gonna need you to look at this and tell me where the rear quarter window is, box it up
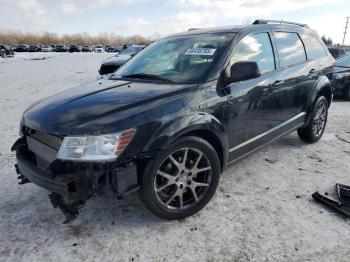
[274,32,306,67]
[301,34,328,60]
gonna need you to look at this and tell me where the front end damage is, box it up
[12,133,139,223]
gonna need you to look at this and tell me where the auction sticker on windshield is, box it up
[185,48,216,56]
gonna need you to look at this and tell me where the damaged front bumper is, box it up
[12,136,139,222]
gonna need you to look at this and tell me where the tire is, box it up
[139,136,221,220]
[343,86,350,101]
[297,96,328,143]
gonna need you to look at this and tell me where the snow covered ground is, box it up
[0,53,350,262]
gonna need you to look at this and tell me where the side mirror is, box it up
[230,61,261,83]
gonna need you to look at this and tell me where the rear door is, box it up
[272,31,310,118]
[300,33,333,82]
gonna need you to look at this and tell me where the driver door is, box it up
[225,32,286,161]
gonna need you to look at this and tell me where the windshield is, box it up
[336,54,350,67]
[113,33,235,83]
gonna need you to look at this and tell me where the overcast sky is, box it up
[0,0,349,44]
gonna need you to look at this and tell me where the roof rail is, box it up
[253,19,309,28]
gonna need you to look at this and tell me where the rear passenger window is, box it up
[274,32,306,67]
[230,33,275,74]
[301,34,327,60]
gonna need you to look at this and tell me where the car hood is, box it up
[23,79,195,135]
[102,54,131,66]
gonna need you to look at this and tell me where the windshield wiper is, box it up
[121,73,173,83]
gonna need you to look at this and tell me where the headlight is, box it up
[57,129,136,161]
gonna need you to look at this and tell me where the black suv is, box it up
[12,20,333,220]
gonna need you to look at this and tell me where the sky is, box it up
[0,0,349,44]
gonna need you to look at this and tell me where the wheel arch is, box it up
[305,76,332,124]
[143,112,228,171]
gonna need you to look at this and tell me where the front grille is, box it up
[27,136,57,164]
[23,128,61,169]
[99,65,120,75]
[26,129,61,150]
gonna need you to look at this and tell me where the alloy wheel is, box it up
[313,101,327,137]
[153,148,212,210]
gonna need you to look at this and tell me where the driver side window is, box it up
[230,33,275,75]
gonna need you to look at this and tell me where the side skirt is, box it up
[227,112,306,165]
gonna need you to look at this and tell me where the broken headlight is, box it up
[57,129,136,161]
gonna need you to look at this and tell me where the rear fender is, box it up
[305,76,332,124]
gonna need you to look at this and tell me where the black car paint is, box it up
[13,23,334,213]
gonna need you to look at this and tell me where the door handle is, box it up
[309,68,317,74]
[273,80,284,86]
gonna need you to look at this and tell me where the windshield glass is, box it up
[336,54,350,67]
[113,33,235,83]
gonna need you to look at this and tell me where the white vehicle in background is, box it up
[41,45,53,52]
[94,45,104,53]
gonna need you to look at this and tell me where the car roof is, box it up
[166,22,317,38]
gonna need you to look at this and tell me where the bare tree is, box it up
[0,30,151,46]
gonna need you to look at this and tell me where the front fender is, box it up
[143,112,227,161]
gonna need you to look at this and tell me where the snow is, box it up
[0,53,350,261]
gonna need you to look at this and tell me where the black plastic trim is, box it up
[16,150,68,195]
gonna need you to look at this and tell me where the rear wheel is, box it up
[297,96,328,143]
[139,136,220,219]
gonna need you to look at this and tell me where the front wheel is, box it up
[139,136,220,220]
[297,96,328,143]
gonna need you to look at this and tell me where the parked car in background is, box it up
[55,45,68,52]
[28,45,41,52]
[81,45,92,52]
[68,45,81,53]
[94,45,104,53]
[0,45,14,58]
[9,45,17,51]
[13,20,334,220]
[330,53,350,100]
[328,46,346,59]
[14,44,28,52]
[99,45,145,75]
[41,45,53,52]
[105,46,116,52]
